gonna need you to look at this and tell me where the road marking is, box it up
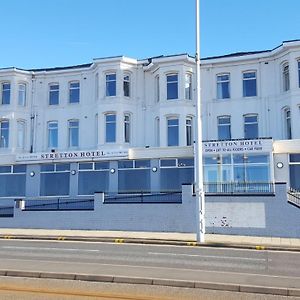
[147,252,268,262]
[1,246,99,253]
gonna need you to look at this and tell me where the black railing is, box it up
[203,182,275,194]
[0,206,14,217]
[24,198,94,211]
[104,192,182,204]
[287,188,300,208]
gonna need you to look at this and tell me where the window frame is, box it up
[282,63,290,92]
[166,73,179,100]
[216,73,230,99]
[18,83,26,106]
[47,121,58,149]
[49,83,59,106]
[68,119,79,148]
[242,71,257,97]
[105,72,117,97]
[244,114,259,139]
[0,119,9,148]
[1,82,11,105]
[124,113,131,143]
[105,113,117,143]
[185,73,192,100]
[69,81,80,104]
[217,115,231,140]
[283,107,292,140]
[186,117,193,146]
[167,116,179,146]
[123,73,130,97]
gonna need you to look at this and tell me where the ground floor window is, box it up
[290,154,300,190]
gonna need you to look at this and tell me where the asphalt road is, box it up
[0,239,299,291]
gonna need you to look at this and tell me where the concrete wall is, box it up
[0,183,299,237]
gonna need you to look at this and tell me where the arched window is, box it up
[283,107,292,139]
[123,73,130,97]
[282,63,290,92]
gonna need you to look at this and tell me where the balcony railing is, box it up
[287,188,300,208]
[204,182,275,194]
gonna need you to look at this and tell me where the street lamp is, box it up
[195,0,205,243]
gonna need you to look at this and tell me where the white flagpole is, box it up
[195,0,205,243]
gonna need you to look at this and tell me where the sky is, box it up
[1,0,300,69]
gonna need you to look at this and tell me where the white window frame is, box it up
[123,73,130,97]
[105,73,117,97]
[49,83,59,105]
[283,107,292,139]
[167,116,179,146]
[68,119,79,148]
[47,121,58,149]
[185,73,192,100]
[242,71,257,97]
[18,83,26,106]
[282,63,290,92]
[166,73,179,100]
[69,81,80,103]
[0,119,9,148]
[1,82,11,105]
[186,117,193,146]
[124,113,131,143]
[216,73,230,99]
[217,115,231,140]
[105,113,116,143]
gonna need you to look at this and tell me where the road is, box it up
[0,239,299,298]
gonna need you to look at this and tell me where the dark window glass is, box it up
[95,162,110,170]
[0,120,9,148]
[290,154,300,162]
[160,159,176,167]
[118,160,134,169]
[78,171,109,194]
[290,165,300,190]
[135,160,150,168]
[123,75,130,97]
[217,74,230,99]
[40,173,70,196]
[178,158,194,167]
[105,114,116,143]
[41,164,55,172]
[69,82,80,103]
[0,174,25,196]
[49,84,59,105]
[167,74,178,100]
[160,168,194,192]
[118,169,150,193]
[244,115,258,139]
[167,118,179,146]
[2,83,10,104]
[0,166,11,173]
[106,74,116,97]
[13,165,26,173]
[243,72,257,97]
[56,164,70,171]
[79,163,93,170]
[218,116,231,140]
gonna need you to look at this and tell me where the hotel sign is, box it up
[203,139,273,154]
[16,149,129,162]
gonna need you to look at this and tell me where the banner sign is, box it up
[203,139,273,154]
[16,149,128,162]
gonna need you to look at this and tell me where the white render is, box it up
[0,40,300,160]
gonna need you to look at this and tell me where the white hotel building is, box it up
[0,40,300,202]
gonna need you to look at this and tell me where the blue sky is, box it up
[1,0,300,69]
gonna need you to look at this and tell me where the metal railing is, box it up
[203,182,275,194]
[287,188,300,208]
[104,192,182,204]
[0,206,14,217]
[24,198,94,211]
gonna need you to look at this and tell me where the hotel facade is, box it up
[0,40,299,218]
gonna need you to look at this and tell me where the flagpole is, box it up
[195,0,205,243]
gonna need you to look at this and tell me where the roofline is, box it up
[1,39,300,73]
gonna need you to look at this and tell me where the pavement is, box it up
[0,228,300,251]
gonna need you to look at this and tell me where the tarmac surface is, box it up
[0,228,299,298]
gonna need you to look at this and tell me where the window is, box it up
[167,118,179,146]
[298,61,300,88]
[217,74,230,99]
[243,71,257,97]
[283,63,290,92]
[284,107,292,139]
[185,73,192,100]
[186,117,193,146]
[48,121,58,148]
[49,84,59,105]
[0,120,9,148]
[106,73,116,97]
[68,120,79,147]
[244,114,258,139]
[1,82,10,105]
[218,116,231,140]
[17,120,26,149]
[40,164,70,196]
[155,75,160,102]
[123,74,130,97]
[167,74,178,100]
[155,117,160,146]
[105,114,116,143]
[69,82,80,103]
[18,83,26,106]
[95,73,99,101]
[124,114,130,143]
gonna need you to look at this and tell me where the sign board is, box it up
[16,149,128,163]
[203,139,273,155]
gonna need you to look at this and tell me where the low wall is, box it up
[0,183,299,237]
